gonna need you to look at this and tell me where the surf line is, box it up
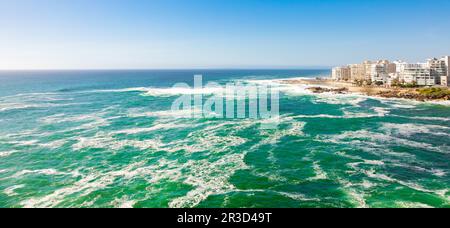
[170,75,280,129]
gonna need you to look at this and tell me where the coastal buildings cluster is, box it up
[332,56,450,87]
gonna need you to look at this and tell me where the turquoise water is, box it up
[0,70,449,208]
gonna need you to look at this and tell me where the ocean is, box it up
[0,70,449,208]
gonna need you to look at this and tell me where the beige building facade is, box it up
[349,64,365,81]
[332,66,351,81]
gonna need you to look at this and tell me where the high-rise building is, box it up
[399,63,434,86]
[363,61,373,81]
[370,63,388,83]
[386,62,397,74]
[370,60,395,84]
[439,56,450,86]
[342,66,351,81]
[349,64,365,81]
[331,68,339,80]
[427,57,447,85]
[332,66,351,81]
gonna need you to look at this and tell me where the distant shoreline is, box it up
[280,77,450,102]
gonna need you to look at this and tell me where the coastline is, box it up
[280,77,450,103]
[1,70,449,208]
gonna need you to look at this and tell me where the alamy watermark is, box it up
[171,75,280,129]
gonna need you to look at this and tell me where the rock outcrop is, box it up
[307,87,349,94]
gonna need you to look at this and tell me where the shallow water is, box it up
[0,70,449,208]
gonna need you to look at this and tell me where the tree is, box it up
[391,78,401,87]
[375,81,384,86]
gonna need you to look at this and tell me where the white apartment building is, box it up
[369,60,396,84]
[332,56,449,87]
[394,56,449,86]
[331,67,340,80]
[399,63,434,86]
[370,64,388,83]
[428,57,447,85]
[436,56,450,86]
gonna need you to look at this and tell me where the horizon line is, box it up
[0,67,333,71]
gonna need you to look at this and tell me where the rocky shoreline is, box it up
[283,78,450,102]
[376,88,450,101]
[307,87,349,94]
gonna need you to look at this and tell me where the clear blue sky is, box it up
[1,0,450,69]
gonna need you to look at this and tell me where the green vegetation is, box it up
[353,79,364,86]
[374,81,384,86]
[353,79,372,86]
[399,81,418,88]
[389,80,420,88]
[390,79,401,87]
[417,87,450,99]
